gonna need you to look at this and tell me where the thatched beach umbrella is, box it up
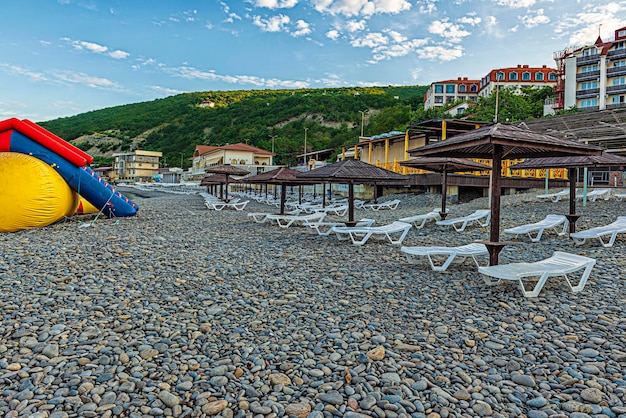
[243,167,314,214]
[408,123,603,265]
[296,159,409,225]
[510,153,626,233]
[400,157,491,220]
[204,164,250,202]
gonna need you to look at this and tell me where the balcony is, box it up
[606,102,626,110]
[607,66,626,77]
[576,88,599,99]
[576,54,600,66]
[606,85,626,95]
[576,70,600,82]
[607,48,626,60]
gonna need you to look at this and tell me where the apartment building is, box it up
[112,150,162,182]
[556,26,626,111]
[424,65,557,110]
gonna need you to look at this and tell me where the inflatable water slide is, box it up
[0,118,138,232]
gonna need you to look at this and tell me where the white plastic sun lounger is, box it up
[362,199,401,211]
[615,193,626,201]
[331,221,412,246]
[569,216,626,247]
[399,208,446,229]
[312,204,349,217]
[205,200,249,211]
[576,188,611,202]
[436,209,491,232]
[401,243,489,272]
[503,214,568,242]
[248,209,301,224]
[305,218,375,236]
[478,251,596,297]
[536,189,569,202]
[266,212,327,228]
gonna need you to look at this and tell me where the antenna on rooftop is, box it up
[599,23,602,37]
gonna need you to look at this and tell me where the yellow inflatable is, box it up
[76,196,100,214]
[0,152,79,232]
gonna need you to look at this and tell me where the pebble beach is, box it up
[1,188,625,418]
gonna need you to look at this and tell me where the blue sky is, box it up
[1,0,625,122]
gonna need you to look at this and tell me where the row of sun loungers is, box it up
[215,193,612,298]
[537,188,618,202]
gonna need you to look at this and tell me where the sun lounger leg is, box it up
[563,262,594,293]
[518,273,550,298]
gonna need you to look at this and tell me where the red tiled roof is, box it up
[195,142,274,156]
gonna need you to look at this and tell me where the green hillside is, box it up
[40,86,428,167]
[39,84,554,168]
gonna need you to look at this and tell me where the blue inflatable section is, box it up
[8,130,138,217]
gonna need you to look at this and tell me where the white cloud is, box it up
[346,20,367,32]
[63,38,129,59]
[494,0,536,7]
[326,29,340,40]
[428,19,471,43]
[0,64,48,82]
[417,45,464,61]
[520,8,549,29]
[351,32,389,48]
[252,14,291,32]
[292,20,312,37]
[385,30,407,43]
[54,71,120,89]
[554,2,626,45]
[149,86,186,96]
[166,65,309,88]
[417,0,438,14]
[311,0,410,17]
[248,0,299,8]
[457,15,481,26]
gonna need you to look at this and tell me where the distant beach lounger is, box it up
[248,209,301,224]
[536,189,570,202]
[401,242,489,272]
[569,216,626,247]
[362,199,401,211]
[503,214,568,242]
[331,221,412,246]
[399,208,446,229]
[305,218,375,236]
[478,251,596,298]
[615,192,626,201]
[266,212,327,228]
[576,188,611,202]
[205,200,249,211]
[436,209,491,232]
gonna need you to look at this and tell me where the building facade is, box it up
[188,143,278,179]
[424,65,557,110]
[557,26,626,111]
[112,150,162,182]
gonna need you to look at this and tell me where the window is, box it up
[459,85,466,92]
[231,159,237,164]
[457,108,466,114]
[582,47,598,56]
[434,96,443,103]
[615,60,626,68]
[470,84,478,92]
[581,65,599,73]
[535,72,544,80]
[446,96,455,103]
[522,72,531,80]
[510,72,518,80]
[548,72,557,80]
[580,98,598,108]
[580,81,598,90]
[615,41,625,50]
[239,159,246,164]
[457,96,465,101]
[613,77,626,86]
[612,95,625,104]
[434,85,443,93]
[446,84,455,93]
[495,71,505,81]
[619,30,626,37]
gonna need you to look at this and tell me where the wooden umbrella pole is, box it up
[440,168,448,220]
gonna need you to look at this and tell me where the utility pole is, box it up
[359,110,367,137]
[304,128,308,169]
[268,135,278,154]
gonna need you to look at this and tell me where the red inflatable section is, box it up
[0,118,93,166]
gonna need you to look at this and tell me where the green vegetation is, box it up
[39,85,553,167]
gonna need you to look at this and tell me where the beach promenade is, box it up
[0,189,625,418]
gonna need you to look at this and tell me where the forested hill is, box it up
[39,86,429,167]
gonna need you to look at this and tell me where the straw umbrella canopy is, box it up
[408,123,603,265]
[296,159,409,225]
[509,153,626,233]
[204,164,250,202]
[400,157,492,220]
[243,167,315,214]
